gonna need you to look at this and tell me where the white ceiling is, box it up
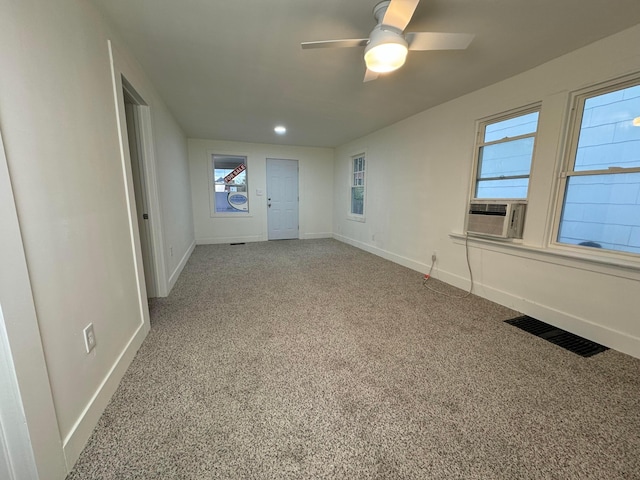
[91,0,640,148]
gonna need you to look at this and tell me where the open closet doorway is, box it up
[122,83,157,298]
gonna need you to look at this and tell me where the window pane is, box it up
[575,84,640,171]
[484,112,539,143]
[557,172,640,254]
[228,171,246,186]
[476,178,529,199]
[351,186,364,215]
[212,155,248,214]
[215,192,248,213]
[351,154,365,215]
[478,137,534,179]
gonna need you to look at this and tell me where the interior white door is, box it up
[0,427,13,480]
[267,159,299,240]
[124,97,156,298]
[0,309,38,480]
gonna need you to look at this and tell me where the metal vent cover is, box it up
[505,316,609,357]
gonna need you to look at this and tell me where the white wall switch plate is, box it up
[83,323,96,353]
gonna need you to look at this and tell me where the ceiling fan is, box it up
[301,0,474,82]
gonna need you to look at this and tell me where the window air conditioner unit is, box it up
[465,201,527,239]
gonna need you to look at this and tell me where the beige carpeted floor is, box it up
[67,239,640,479]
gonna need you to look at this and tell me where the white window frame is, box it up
[348,152,366,221]
[551,74,640,259]
[208,153,250,217]
[471,104,541,202]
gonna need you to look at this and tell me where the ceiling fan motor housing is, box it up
[373,0,392,23]
[366,25,408,50]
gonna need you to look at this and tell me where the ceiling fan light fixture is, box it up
[364,26,408,73]
[365,43,408,72]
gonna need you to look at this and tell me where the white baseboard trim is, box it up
[332,233,430,275]
[301,232,333,240]
[196,235,264,245]
[334,233,640,360]
[197,234,333,244]
[167,239,195,293]
[62,321,149,468]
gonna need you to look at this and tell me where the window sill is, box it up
[347,214,366,223]
[209,213,253,219]
[449,232,640,280]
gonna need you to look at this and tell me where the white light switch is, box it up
[83,323,96,353]
[256,189,264,196]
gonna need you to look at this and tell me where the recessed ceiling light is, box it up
[274,125,287,135]
[633,116,640,127]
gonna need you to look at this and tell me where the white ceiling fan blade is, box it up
[363,69,379,83]
[382,0,420,32]
[406,32,474,51]
[301,39,369,49]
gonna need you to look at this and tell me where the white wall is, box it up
[334,24,640,359]
[152,102,195,290]
[0,0,193,475]
[189,139,333,244]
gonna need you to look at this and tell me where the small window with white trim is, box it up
[556,78,640,255]
[473,107,540,199]
[350,153,365,216]
[211,154,248,214]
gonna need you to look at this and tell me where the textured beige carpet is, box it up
[67,239,640,479]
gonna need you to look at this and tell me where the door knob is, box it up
[268,203,271,208]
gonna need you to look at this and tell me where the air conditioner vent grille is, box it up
[469,203,507,215]
[465,201,526,238]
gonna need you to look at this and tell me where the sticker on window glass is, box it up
[228,192,248,211]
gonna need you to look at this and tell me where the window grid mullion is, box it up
[563,167,640,177]
[479,131,537,148]
[477,174,531,181]
[561,104,586,175]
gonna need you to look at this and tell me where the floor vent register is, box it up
[505,316,609,357]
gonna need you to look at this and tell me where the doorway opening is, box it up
[122,81,157,298]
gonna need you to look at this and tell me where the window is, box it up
[556,79,640,254]
[473,108,540,199]
[212,154,248,214]
[351,154,365,216]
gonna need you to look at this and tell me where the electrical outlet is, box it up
[431,251,437,263]
[83,323,96,353]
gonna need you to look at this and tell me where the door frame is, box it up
[123,85,157,298]
[110,42,169,298]
[0,307,39,480]
[0,120,66,479]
